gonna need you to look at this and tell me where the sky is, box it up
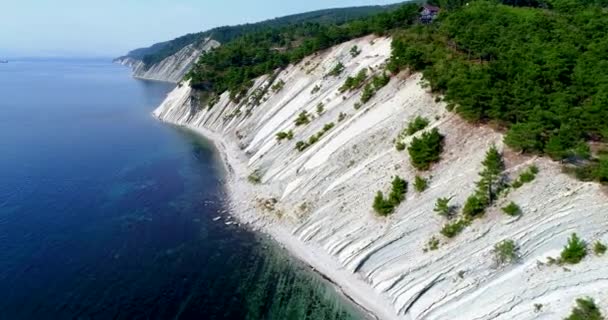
[1,0,400,58]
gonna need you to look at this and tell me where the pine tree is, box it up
[477,145,505,204]
[561,233,587,264]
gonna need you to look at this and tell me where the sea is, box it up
[0,58,365,320]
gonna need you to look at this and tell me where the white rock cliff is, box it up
[115,38,219,83]
[153,35,608,319]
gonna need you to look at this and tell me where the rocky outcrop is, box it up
[115,38,219,83]
[153,35,608,319]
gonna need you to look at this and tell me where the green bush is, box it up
[494,239,519,265]
[350,45,361,58]
[311,84,321,94]
[388,176,408,206]
[414,176,428,192]
[462,195,486,218]
[565,298,603,320]
[327,62,345,77]
[440,219,468,238]
[295,141,309,152]
[339,68,367,92]
[593,241,607,256]
[512,165,539,188]
[406,116,430,136]
[434,196,454,218]
[372,73,390,90]
[561,233,587,264]
[407,128,444,171]
[248,170,262,184]
[276,130,294,141]
[271,79,285,93]
[360,83,375,103]
[426,236,440,251]
[294,111,311,126]
[316,102,325,115]
[338,112,347,122]
[373,176,408,216]
[502,202,521,216]
[373,191,394,216]
[395,141,406,151]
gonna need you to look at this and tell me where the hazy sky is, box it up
[1,0,399,57]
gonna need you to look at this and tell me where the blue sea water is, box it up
[0,59,364,320]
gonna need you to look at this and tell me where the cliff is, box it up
[153,35,608,319]
[114,38,219,83]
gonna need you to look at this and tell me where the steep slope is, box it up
[154,35,608,319]
[114,38,219,83]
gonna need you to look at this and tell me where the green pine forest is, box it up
[173,0,607,184]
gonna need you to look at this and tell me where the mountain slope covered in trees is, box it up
[117,2,409,69]
[389,0,608,183]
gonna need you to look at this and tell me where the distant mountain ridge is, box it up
[115,2,406,69]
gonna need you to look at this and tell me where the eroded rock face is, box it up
[115,38,219,83]
[153,35,608,319]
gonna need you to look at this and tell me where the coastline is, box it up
[176,122,398,320]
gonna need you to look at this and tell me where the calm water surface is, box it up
[0,59,364,320]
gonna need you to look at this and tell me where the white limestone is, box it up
[153,35,608,319]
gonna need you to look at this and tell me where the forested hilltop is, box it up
[184,0,608,185]
[117,3,408,68]
[389,0,608,183]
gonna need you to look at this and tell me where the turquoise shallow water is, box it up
[0,59,364,320]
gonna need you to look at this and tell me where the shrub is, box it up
[311,84,321,94]
[593,241,607,256]
[360,83,375,103]
[338,112,347,122]
[372,73,390,90]
[296,122,335,152]
[561,233,587,264]
[426,236,440,251]
[565,298,603,320]
[295,141,309,152]
[388,176,408,206]
[248,170,262,184]
[339,68,367,92]
[395,141,406,151]
[407,128,444,171]
[406,116,430,135]
[350,45,361,57]
[316,102,325,115]
[373,176,408,216]
[502,202,521,216]
[434,197,454,218]
[327,62,345,77]
[294,111,310,126]
[323,122,335,132]
[512,165,539,189]
[462,195,486,218]
[440,219,468,238]
[276,131,294,141]
[354,102,362,110]
[373,191,394,216]
[271,79,285,93]
[413,176,428,192]
[494,240,519,265]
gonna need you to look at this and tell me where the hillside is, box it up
[115,2,408,72]
[148,0,608,319]
[153,35,608,319]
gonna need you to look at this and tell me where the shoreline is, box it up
[170,122,399,320]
